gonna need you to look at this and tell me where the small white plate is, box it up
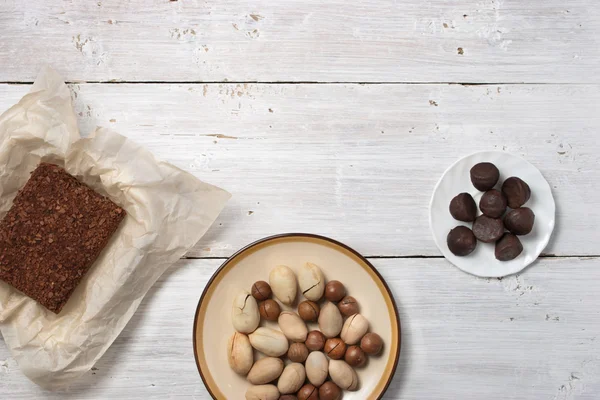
[430,151,555,278]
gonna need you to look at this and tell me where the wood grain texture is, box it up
[1,257,598,399]
[1,2,598,396]
[2,82,598,257]
[0,0,598,83]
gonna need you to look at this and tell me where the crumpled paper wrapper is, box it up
[0,67,230,390]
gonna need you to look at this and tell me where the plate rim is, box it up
[192,232,402,399]
[429,150,556,277]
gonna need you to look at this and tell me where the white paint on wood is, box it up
[1,258,598,399]
[1,83,598,257]
[0,0,598,83]
[1,3,598,396]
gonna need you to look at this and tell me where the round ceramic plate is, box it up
[193,233,401,399]
[430,151,555,278]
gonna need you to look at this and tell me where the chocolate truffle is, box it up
[470,162,500,191]
[449,193,477,222]
[472,215,504,243]
[495,233,523,261]
[447,226,477,256]
[504,207,535,235]
[502,177,531,208]
[479,189,507,218]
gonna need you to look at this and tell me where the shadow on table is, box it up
[382,285,411,399]
[53,261,185,398]
[539,190,560,257]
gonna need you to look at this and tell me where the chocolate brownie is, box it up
[0,163,125,313]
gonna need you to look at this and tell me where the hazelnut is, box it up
[251,280,272,301]
[324,280,346,302]
[344,345,367,367]
[319,381,342,400]
[324,338,346,360]
[360,333,383,355]
[279,396,299,400]
[297,384,318,400]
[305,330,326,351]
[298,300,320,322]
[259,299,281,321]
[337,296,359,316]
[288,342,309,363]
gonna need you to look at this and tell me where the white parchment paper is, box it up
[0,67,230,389]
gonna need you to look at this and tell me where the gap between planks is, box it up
[181,254,600,260]
[2,81,600,86]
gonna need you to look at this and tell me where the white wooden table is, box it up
[1,1,600,399]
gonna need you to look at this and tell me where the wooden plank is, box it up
[1,82,598,257]
[0,0,598,83]
[1,257,598,398]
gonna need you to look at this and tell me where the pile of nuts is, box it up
[227,262,384,400]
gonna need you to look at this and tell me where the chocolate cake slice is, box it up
[0,163,125,313]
